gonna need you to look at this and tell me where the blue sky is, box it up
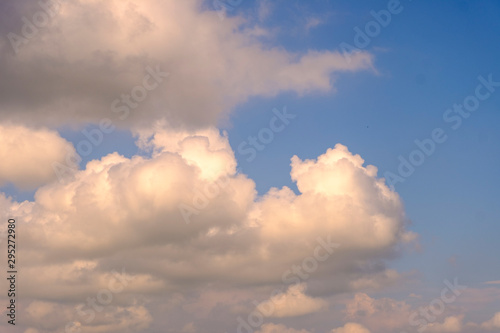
[1,1,500,332]
[219,0,500,292]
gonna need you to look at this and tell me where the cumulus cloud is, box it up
[256,323,310,333]
[344,293,412,332]
[0,123,76,189]
[259,143,411,254]
[0,125,412,332]
[338,290,500,333]
[0,0,373,129]
[331,322,371,333]
[257,283,327,318]
[23,300,152,333]
[425,315,463,333]
[481,312,500,330]
[348,269,402,291]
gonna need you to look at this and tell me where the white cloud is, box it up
[0,126,413,332]
[257,283,327,318]
[181,322,196,333]
[256,323,310,333]
[339,290,500,333]
[481,312,500,330]
[23,300,152,333]
[0,0,374,129]
[425,315,463,333]
[0,123,76,189]
[259,143,409,252]
[344,293,412,332]
[348,269,402,291]
[331,322,371,333]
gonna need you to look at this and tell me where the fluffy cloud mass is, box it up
[481,312,500,330]
[344,293,412,331]
[256,323,311,333]
[425,316,463,333]
[257,283,327,318]
[0,0,373,129]
[331,323,371,333]
[0,123,75,189]
[0,1,428,332]
[0,124,413,332]
[334,291,500,333]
